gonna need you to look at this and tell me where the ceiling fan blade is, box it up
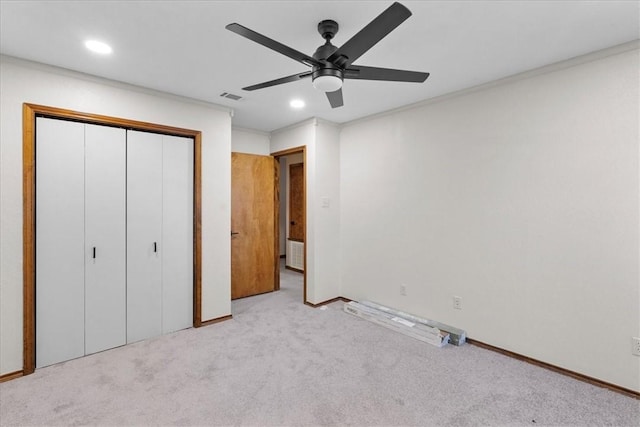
[327,2,411,68]
[326,88,344,108]
[243,71,312,91]
[344,66,429,82]
[226,23,322,67]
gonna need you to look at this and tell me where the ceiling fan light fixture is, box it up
[312,75,343,92]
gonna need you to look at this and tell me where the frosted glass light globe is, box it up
[312,75,342,92]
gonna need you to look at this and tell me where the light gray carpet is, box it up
[1,263,638,426]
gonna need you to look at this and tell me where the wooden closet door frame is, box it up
[22,103,203,375]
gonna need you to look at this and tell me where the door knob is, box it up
[231,231,240,236]
[290,221,295,225]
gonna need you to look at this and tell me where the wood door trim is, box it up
[271,146,307,303]
[22,103,203,375]
[193,132,203,327]
[271,146,306,157]
[22,104,36,375]
[304,297,352,307]
[273,158,280,291]
[0,370,24,383]
[466,339,640,399]
[200,314,233,327]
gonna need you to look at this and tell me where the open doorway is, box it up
[272,146,307,302]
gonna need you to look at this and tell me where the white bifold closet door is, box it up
[161,135,194,334]
[84,125,127,355]
[126,131,193,344]
[126,131,163,343]
[36,118,126,368]
[36,118,85,368]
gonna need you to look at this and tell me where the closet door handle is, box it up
[153,242,157,253]
[92,247,96,259]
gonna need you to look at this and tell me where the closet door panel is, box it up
[162,135,194,333]
[35,117,85,368]
[127,130,163,343]
[84,124,127,355]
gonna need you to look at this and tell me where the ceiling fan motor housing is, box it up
[312,28,344,89]
[311,66,343,84]
[312,43,343,77]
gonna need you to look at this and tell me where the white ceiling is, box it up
[1,1,638,132]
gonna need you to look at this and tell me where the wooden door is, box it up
[289,163,304,241]
[231,152,278,299]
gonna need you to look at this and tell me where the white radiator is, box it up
[286,240,304,271]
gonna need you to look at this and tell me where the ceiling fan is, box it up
[226,2,429,108]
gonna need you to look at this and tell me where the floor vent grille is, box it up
[287,240,304,271]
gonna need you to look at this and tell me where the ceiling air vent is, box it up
[220,92,243,101]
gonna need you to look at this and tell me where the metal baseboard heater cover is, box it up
[360,300,467,346]
[343,301,450,348]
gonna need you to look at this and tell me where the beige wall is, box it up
[270,119,341,304]
[231,127,270,155]
[339,48,639,391]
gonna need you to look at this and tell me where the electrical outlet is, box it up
[400,284,407,296]
[632,337,640,356]
[453,296,462,310]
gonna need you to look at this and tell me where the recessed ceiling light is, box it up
[84,40,112,55]
[290,99,305,109]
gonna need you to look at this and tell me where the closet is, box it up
[35,117,193,369]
